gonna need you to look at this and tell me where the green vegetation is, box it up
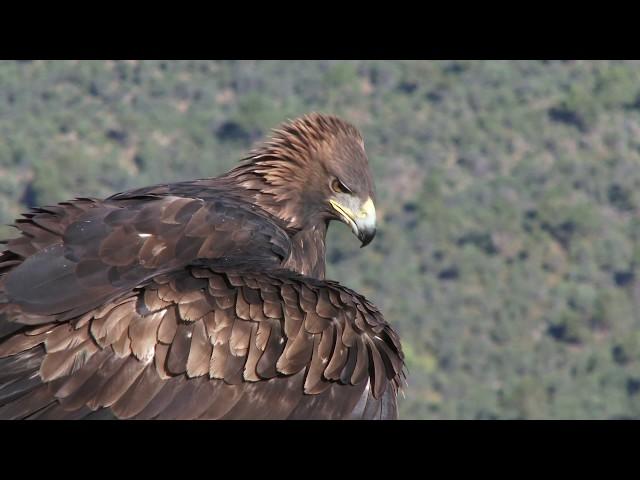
[2,60,640,419]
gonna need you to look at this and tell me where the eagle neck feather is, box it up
[282,221,328,279]
[220,164,329,279]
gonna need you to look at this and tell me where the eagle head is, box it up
[234,113,377,247]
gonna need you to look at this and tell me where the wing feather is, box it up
[1,263,403,419]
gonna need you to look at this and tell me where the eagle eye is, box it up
[331,178,351,194]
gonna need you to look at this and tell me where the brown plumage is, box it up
[0,113,405,420]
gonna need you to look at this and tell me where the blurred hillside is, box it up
[3,60,640,419]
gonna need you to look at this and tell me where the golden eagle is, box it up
[0,113,405,420]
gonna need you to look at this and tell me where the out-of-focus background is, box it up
[2,60,640,419]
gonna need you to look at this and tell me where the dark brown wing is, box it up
[0,192,291,323]
[0,265,405,420]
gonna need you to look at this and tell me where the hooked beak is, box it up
[329,196,377,247]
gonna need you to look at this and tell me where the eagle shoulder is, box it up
[1,191,292,322]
